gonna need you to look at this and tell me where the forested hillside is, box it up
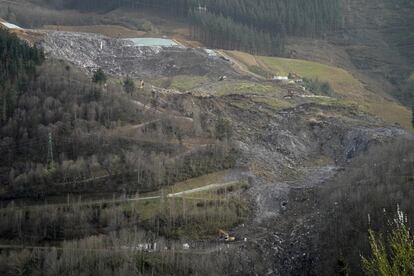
[317,140,414,274]
[0,27,253,275]
[0,28,44,122]
[383,0,414,67]
[60,0,342,55]
[0,2,412,275]
[382,0,414,107]
[0,29,237,200]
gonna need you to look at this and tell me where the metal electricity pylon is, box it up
[47,132,54,169]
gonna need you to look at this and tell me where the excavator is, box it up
[218,229,236,242]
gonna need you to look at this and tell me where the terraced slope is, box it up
[225,50,413,129]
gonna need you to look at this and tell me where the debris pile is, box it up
[41,31,236,79]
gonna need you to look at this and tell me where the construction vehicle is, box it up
[218,229,236,242]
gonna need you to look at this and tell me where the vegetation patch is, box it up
[309,97,360,111]
[0,231,239,275]
[228,99,255,111]
[363,100,413,129]
[151,75,208,92]
[257,56,364,97]
[302,78,335,97]
[169,75,208,91]
[251,96,293,111]
[255,55,412,128]
[0,188,248,242]
[248,65,273,79]
[167,170,238,194]
[317,140,414,274]
[303,155,334,167]
[147,197,248,239]
[215,81,279,96]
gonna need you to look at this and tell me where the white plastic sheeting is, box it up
[1,22,23,30]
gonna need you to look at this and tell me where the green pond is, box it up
[125,38,179,47]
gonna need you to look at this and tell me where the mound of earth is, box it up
[41,31,237,79]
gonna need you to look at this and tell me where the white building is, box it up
[272,76,289,81]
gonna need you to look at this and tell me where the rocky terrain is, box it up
[161,82,412,273]
[41,31,238,80]
[1,22,412,274]
[208,98,411,274]
[39,29,413,273]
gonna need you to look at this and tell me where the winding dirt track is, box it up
[167,181,240,197]
[3,180,241,210]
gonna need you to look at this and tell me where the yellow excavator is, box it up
[218,229,236,242]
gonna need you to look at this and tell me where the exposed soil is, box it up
[6,27,413,274]
[40,31,238,80]
[201,94,412,274]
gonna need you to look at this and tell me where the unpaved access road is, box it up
[2,180,242,210]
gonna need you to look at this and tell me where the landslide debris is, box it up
[36,29,413,275]
[41,31,237,79]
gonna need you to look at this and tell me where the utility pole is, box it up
[47,132,54,169]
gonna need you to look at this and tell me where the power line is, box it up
[47,132,54,168]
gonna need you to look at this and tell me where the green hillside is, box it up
[226,51,412,129]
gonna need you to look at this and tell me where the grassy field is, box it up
[215,81,281,96]
[225,51,259,67]
[151,75,208,92]
[257,56,368,98]
[251,96,293,110]
[167,170,238,194]
[225,51,413,129]
[122,169,248,238]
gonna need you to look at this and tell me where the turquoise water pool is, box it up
[125,38,179,47]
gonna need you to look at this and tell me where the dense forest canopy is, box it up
[317,140,414,274]
[384,0,414,66]
[190,0,342,36]
[61,0,342,55]
[0,28,44,122]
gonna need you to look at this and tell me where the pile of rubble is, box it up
[41,31,236,79]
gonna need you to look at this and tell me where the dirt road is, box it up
[2,179,242,210]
